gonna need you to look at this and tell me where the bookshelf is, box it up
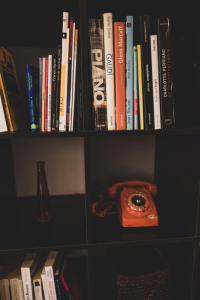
[0,0,200,300]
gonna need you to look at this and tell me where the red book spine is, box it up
[114,22,126,130]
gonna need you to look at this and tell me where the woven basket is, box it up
[112,247,170,300]
[116,267,170,300]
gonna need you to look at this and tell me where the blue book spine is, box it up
[126,16,134,130]
[133,46,139,130]
[26,64,38,132]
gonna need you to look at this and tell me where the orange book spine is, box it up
[114,22,126,130]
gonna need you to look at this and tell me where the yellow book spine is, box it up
[0,73,16,132]
[137,44,144,130]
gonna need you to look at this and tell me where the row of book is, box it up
[0,250,82,300]
[0,11,78,134]
[26,13,78,133]
[89,13,175,131]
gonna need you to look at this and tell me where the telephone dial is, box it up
[92,180,159,227]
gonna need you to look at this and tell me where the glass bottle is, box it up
[36,161,51,223]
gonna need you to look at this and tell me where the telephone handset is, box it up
[92,180,159,227]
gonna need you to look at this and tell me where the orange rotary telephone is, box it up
[92,180,159,227]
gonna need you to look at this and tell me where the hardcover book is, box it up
[126,16,134,130]
[157,17,175,128]
[139,15,154,129]
[103,12,116,130]
[21,252,38,300]
[114,21,126,130]
[0,47,25,132]
[26,64,39,132]
[89,18,107,130]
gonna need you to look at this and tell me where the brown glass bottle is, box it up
[36,161,51,223]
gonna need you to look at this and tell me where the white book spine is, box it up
[18,280,25,300]
[41,271,49,300]
[150,35,161,129]
[0,93,8,132]
[45,267,57,300]
[21,268,34,300]
[33,279,43,300]
[10,279,19,300]
[103,12,116,130]
[0,279,11,300]
[47,54,52,132]
[59,11,70,132]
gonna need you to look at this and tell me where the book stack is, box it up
[0,251,82,300]
[89,14,175,131]
[26,12,78,133]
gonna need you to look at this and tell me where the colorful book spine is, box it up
[0,90,8,132]
[157,17,175,128]
[150,35,161,129]
[133,46,139,130]
[114,21,126,130]
[47,54,52,132]
[126,16,134,130]
[137,44,145,130]
[59,12,69,132]
[51,53,58,131]
[103,12,116,130]
[26,64,38,132]
[56,45,62,130]
[89,18,107,130]
[66,19,74,129]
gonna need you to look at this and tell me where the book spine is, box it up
[45,267,57,300]
[66,19,74,129]
[59,12,70,132]
[114,21,126,130]
[137,44,145,130]
[139,15,154,129]
[0,91,8,132]
[55,45,62,130]
[150,34,161,129]
[47,54,52,132]
[0,73,16,132]
[51,54,57,131]
[126,16,134,130]
[41,271,50,300]
[44,57,49,132]
[26,64,38,132]
[21,268,34,300]
[41,57,46,132]
[10,279,18,300]
[0,279,11,300]
[157,17,175,127]
[103,12,116,130]
[133,46,139,130]
[33,279,43,300]
[39,57,43,130]
[89,18,107,130]
[69,24,77,132]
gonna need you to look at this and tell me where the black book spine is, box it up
[139,15,154,130]
[55,45,62,130]
[157,17,175,128]
[38,57,43,130]
[89,18,107,130]
[51,53,57,131]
